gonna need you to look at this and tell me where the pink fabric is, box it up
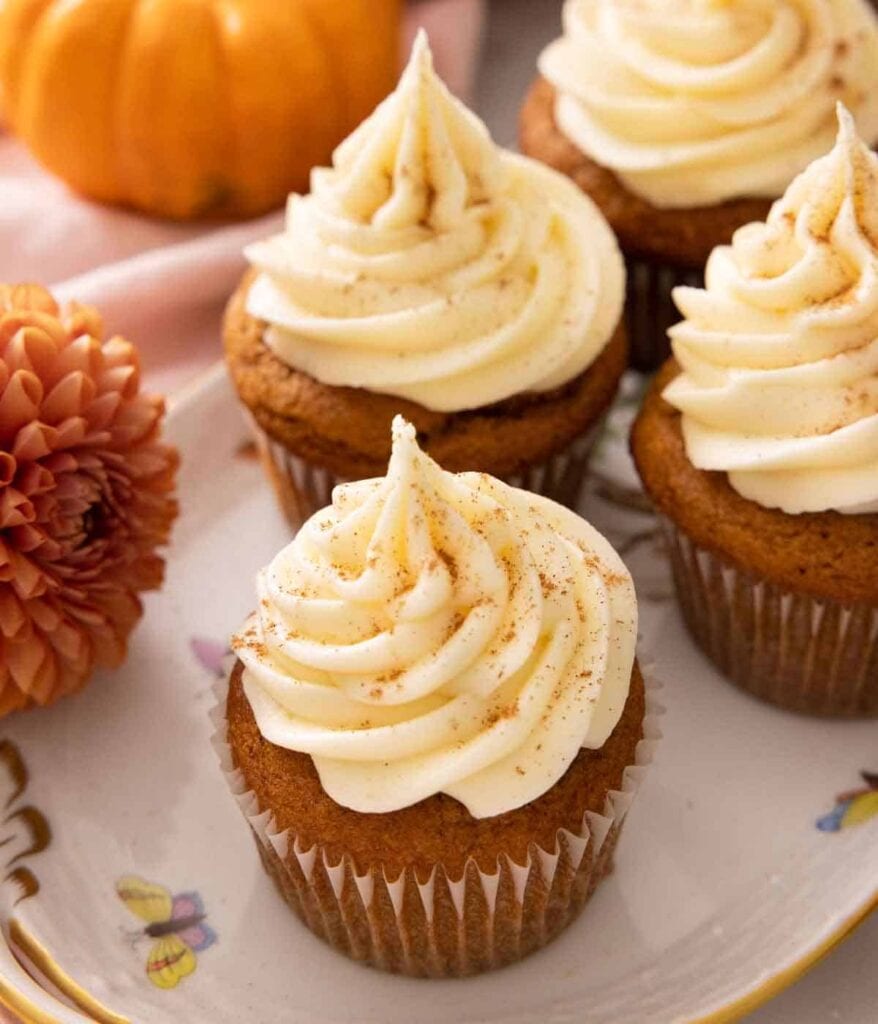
[405,0,486,100]
[0,4,484,1021]
[0,0,485,399]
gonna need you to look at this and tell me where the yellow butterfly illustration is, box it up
[116,876,217,990]
[817,772,878,832]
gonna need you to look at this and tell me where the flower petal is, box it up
[0,370,42,440]
[0,589,26,639]
[42,372,96,424]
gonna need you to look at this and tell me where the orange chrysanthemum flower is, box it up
[0,284,178,717]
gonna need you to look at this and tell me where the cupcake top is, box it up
[539,0,878,209]
[664,105,878,515]
[232,417,637,818]
[244,32,624,414]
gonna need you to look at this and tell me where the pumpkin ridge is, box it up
[206,0,236,215]
[110,0,141,209]
[296,0,346,144]
[0,0,53,129]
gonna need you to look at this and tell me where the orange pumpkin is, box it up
[0,0,401,219]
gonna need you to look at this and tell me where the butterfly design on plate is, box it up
[116,875,217,990]
[816,772,878,833]
[190,637,230,678]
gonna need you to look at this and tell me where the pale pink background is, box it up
[0,6,483,1019]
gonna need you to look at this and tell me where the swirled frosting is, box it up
[232,417,637,818]
[244,32,624,413]
[664,105,878,515]
[539,0,878,209]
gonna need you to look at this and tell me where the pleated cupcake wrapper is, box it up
[661,516,878,718]
[209,673,662,978]
[624,256,703,373]
[248,412,605,532]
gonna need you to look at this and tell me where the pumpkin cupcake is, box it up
[225,32,626,529]
[632,106,878,717]
[214,417,656,977]
[524,0,878,369]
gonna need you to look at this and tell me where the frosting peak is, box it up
[539,0,878,208]
[326,31,500,232]
[810,103,878,242]
[245,34,624,413]
[233,417,637,818]
[664,105,878,515]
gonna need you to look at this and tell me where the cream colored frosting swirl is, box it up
[232,417,637,818]
[664,106,878,515]
[244,32,624,413]
[539,0,878,208]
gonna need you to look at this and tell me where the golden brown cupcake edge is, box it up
[223,269,627,480]
[631,361,878,607]
[226,659,645,880]
[519,77,773,268]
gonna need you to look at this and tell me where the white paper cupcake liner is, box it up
[249,414,605,532]
[624,257,702,372]
[661,516,878,717]
[210,671,661,978]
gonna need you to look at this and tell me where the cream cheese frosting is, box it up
[664,105,878,515]
[232,417,637,818]
[539,0,878,209]
[244,32,624,414]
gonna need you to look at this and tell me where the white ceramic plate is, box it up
[0,365,874,1024]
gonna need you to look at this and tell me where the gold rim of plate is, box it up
[0,896,874,1024]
